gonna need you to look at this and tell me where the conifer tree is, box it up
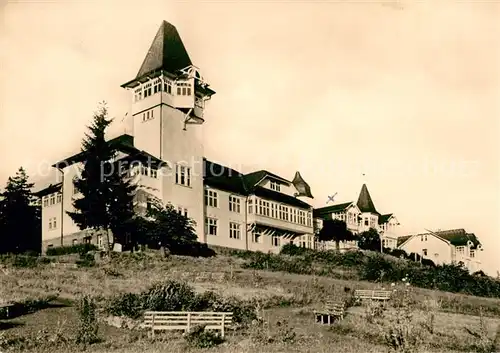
[0,167,41,254]
[67,102,137,254]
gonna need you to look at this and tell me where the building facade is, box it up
[397,228,482,272]
[34,20,315,253]
[313,184,401,250]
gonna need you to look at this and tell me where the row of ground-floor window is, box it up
[42,227,316,254]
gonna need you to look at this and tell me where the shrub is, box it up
[105,280,257,326]
[141,281,196,312]
[0,255,39,268]
[280,244,311,256]
[76,252,96,267]
[106,293,143,319]
[75,295,99,345]
[46,244,98,256]
[184,325,224,348]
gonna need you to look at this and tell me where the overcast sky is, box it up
[0,0,498,275]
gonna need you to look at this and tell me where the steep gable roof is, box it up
[135,20,192,80]
[397,235,411,247]
[356,184,379,214]
[433,229,481,248]
[243,170,290,189]
[378,213,393,224]
[313,202,354,218]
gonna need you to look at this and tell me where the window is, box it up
[56,193,62,203]
[175,164,191,187]
[97,235,103,249]
[134,87,142,102]
[83,236,92,244]
[229,222,240,239]
[72,239,78,245]
[456,246,465,254]
[364,219,369,226]
[270,181,280,192]
[204,189,218,207]
[424,235,428,241]
[43,196,48,207]
[252,231,262,243]
[47,244,53,248]
[470,250,475,258]
[140,165,148,176]
[142,110,154,122]
[423,249,428,256]
[177,206,188,218]
[50,193,55,205]
[283,206,289,221]
[272,235,280,247]
[248,199,253,214]
[49,217,57,230]
[150,169,157,178]
[143,82,152,98]
[271,203,276,218]
[163,78,172,94]
[229,196,240,213]
[153,78,162,94]
[205,217,217,236]
[176,81,192,96]
[307,212,312,227]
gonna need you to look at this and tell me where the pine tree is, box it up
[0,167,41,254]
[67,102,137,254]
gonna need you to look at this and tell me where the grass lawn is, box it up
[0,251,499,352]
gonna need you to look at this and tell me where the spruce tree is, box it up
[0,167,41,254]
[67,103,136,254]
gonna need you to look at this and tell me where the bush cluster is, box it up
[46,244,98,256]
[238,245,500,299]
[104,280,257,325]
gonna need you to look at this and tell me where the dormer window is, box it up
[270,181,280,192]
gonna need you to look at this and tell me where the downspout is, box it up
[160,70,163,160]
[56,167,64,247]
[245,195,249,251]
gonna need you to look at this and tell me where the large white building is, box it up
[34,20,316,253]
[314,184,401,250]
[397,228,483,272]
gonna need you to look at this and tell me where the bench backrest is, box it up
[354,290,392,299]
[325,301,345,313]
[143,311,233,330]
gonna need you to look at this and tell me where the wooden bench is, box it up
[143,311,233,337]
[354,290,392,301]
[314,300,346,325]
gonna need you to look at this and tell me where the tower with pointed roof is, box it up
[121,20,216,239]
[356,183,379,232]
